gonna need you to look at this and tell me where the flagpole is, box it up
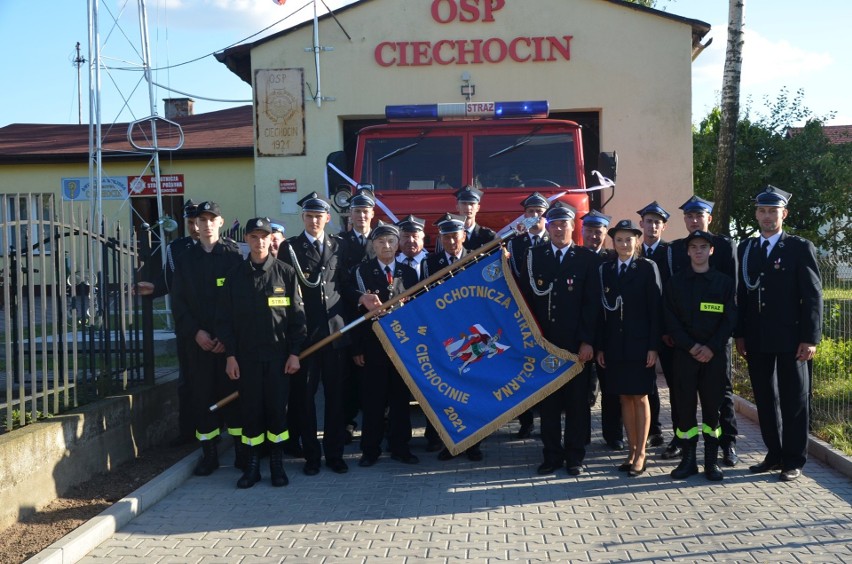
[209,218,536,411]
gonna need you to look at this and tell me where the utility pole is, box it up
[72,42,86,125]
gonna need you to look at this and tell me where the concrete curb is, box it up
[733,394,852,480]
[25,449,200,564]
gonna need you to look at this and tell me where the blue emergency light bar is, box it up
[385,100,549,121]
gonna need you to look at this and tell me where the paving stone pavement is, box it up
[79,383,852,563]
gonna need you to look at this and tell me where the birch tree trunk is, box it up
[713,0,745,236]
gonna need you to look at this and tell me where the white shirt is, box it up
[760,231,783,255]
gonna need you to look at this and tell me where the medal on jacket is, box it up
[567,277,574,291]
[774,258,781,269]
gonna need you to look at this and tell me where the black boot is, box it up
[670,443,698,480]
[704,443,724,481]
[194,440,219,476]
[233,436,248,471]
[237,446,261,489]
[270,443,289,487]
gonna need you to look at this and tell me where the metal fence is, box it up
[1,194,149,433]
[731,255,852,453]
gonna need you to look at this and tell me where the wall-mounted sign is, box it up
[374,0,572,67]
[279,179,297,193]
[129,174,185,196]
[255,68,306,157]
[61,177,129,201]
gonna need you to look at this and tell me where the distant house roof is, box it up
[786,124,852,145]
[0,105,254,165]
[215,0,712,85]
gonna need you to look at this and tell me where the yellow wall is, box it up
[251,0,698,239]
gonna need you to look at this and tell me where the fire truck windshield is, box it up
[359,129,577,192]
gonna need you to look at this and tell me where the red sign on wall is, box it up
[128,174,185,196]
[279,179,298,193]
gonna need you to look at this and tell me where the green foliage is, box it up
[693,88,852,253]
[813,337,852,380]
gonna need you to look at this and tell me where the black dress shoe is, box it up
[648,434,665,447]
[780,468,802,482]
[749,458,782,473]
[437,448,456,461]
[661,444,683,460]
[358,455,378,467]
[606,440,625,451]
[721,444,739,467]
[537,462,560,475]
[391,452,420,464]
[566,465,583,476]
[326,458,349,474]
[303,461,320,476]
[466,446,484,462]
[425,442,443,453]
[516,423,534,439]
[628,460,647,477]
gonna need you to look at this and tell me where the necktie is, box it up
[449,255,456,264]
[762,239,770,257]
[555,249,563,263]
[358,234,366,247]
[313,240,322,255]
[385,265,393,285]
[406,257,414,267]
[531,235,539,246]
[645,245,652,257]
[619,263,627,277]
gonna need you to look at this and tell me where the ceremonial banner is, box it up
[373,251,583,455]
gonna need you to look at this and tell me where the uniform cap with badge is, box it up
[245,217,273,234]
[545,202,576,221]
[350,185,376,209]
[434,213,466,234]
[369,220,400,240]
[679,195,714,214]
[297,192,331,212]
[754,185,791,207]
[269,219,286,235]
[183,199,199,219]
[196,201,222,218]
[684,229,715,246]
[520,192,550,210]
[636,200,670,222]
[396,214,425,233]
[454,185,483,203]
[607,219,642,239]
[580,209,612,227]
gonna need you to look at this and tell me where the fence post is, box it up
[138,228,155,385]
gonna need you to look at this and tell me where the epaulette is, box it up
[221,237,241,252]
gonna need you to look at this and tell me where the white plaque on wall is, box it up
[255,68,305,157]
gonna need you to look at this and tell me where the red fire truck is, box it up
[327,100,616,245]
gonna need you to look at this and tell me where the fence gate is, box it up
[1,194,151,433]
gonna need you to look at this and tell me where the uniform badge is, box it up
[537,279,544,287]
[605,287,610,294]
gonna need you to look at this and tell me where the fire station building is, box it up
[217,0,710,236]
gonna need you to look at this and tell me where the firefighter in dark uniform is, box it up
[171,201,243,476]
[668,195,740,467]
[396,214,428,279]
[136,199,200,445]
[522,202,601,476]
[735,186,822,482]
[508,193,550,439]
[422,215,485,462]
[664,230,737,481]
[435,186,496,253]
[351,222,420,467]
[637,201,675,454]
[280,193,353,476]
[580,210,625,451]
[217,217,307,488]
[596,219,663,477]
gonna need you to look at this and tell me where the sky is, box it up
[0,0,849,128]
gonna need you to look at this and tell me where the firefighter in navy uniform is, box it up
[507,193,550,439]
[279,193,353,476]
[396,215,428,279]
[637,201,675,454]
[217,217,307,489]
[736,186,822,482]
[668,195,740,467]
[422,215,485,462]
[664,230,737,481]
[522,202,601,476]
[136,199,200,446]
[580,210,625,451]
[435,186,496,253]
[351,222,420,467]
[171,201,243,476]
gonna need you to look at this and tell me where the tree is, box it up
[713,0,745,237]
[694,89,851,253]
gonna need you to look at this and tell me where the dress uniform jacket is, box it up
[508,232,549,278]
[596,257,663,394]
[421,249,469,280]
[522,243,601,469]
[338,229,373,274]
[641,241,672,288]
[735,233,822,470]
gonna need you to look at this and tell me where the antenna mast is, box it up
[73,42,86,125]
